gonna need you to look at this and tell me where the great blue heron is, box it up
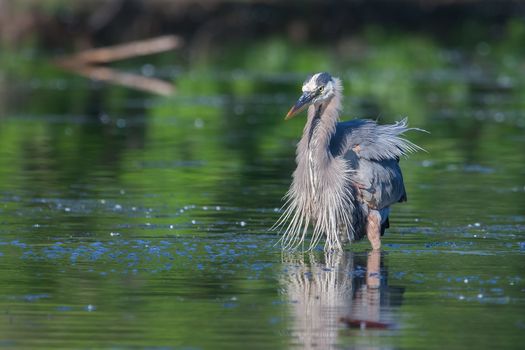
[274,72,423,251]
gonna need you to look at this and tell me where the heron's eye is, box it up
[318,86,324,93]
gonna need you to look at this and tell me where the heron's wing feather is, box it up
[330,118,423,161]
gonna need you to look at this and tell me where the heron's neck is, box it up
[298,90,342,166]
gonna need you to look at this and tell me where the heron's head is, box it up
[285,72,340,120]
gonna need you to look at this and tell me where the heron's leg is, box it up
[366,250,381,289]
[366,210,381,250]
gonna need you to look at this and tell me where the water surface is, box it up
[0,37,524,349]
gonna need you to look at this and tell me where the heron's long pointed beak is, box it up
[285,92,314,120]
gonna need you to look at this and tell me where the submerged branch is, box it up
[54,35,183,96]
[66,35,183,65]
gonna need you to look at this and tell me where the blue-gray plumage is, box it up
[274,72,423,251]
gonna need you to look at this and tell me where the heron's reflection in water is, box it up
[281,250,404,349]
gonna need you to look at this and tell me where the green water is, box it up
[1,30,524,349]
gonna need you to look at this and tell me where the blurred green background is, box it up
[0,1,524,349]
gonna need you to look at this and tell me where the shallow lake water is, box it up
[1,38,524,349]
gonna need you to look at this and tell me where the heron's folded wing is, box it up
[357,158,407,209]
[330,118,420,209]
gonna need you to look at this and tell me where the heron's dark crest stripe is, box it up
[315,72,332,86]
